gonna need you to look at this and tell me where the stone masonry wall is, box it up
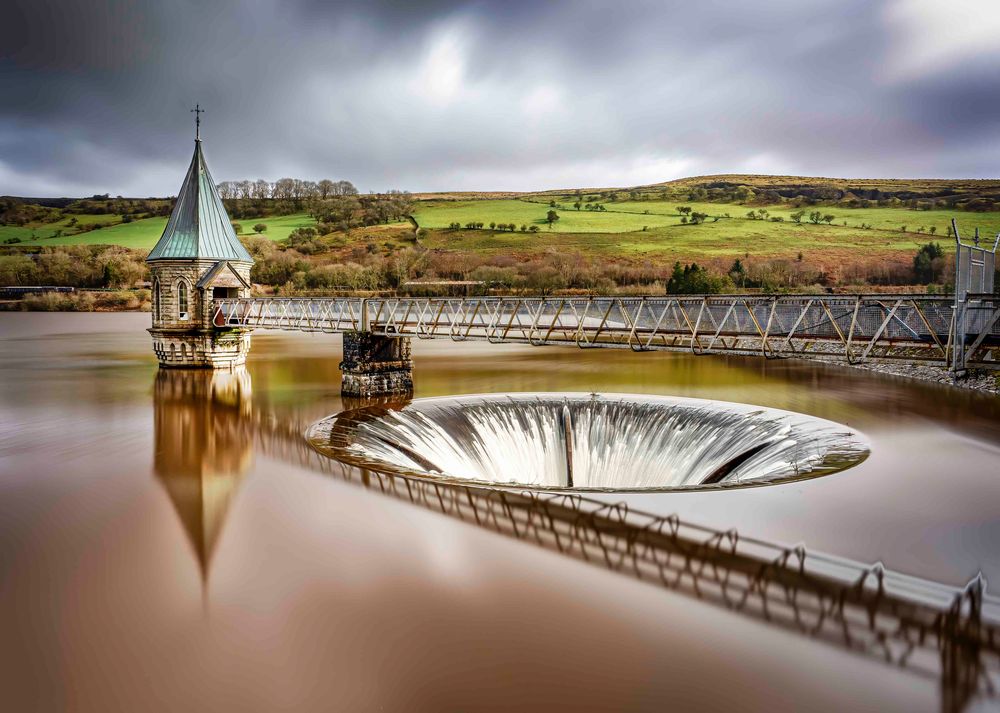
[148,259,253,368]
[340,332,414,396]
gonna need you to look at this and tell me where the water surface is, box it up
[1,312,998,712]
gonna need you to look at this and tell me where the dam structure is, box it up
[209,288,1000,395]
[146,119,1000,395]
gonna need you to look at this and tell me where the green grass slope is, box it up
[7,212,313,249]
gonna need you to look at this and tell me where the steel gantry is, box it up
[214,293,1000,371]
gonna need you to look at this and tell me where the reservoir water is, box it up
[1,312,999,712]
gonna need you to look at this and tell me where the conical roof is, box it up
[147,140,253,262]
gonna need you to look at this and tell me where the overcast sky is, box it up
[2,0,1000,197]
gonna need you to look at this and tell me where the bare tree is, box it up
[273,178,295,200]
[334,180,358,196]
[252,179,271,200]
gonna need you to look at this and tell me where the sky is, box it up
[2,0,1000,197]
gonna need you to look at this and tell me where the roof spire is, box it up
[146,115,253,263]
[191,103,204,141]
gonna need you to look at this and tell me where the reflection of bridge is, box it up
[152,368,1000,712]
[214,294,1000,375]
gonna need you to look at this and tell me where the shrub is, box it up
[287,227,321,254]
[665,262,730,294]
[913,242,945,284]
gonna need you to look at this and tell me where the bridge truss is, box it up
[215,294,1000,371]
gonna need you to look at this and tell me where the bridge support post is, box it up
[340,332,413,397]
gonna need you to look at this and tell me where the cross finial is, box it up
[191,104,204,141]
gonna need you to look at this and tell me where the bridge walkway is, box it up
[214,294,1000,370]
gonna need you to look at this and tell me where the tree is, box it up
[334,180,358,196]
[913,242,944,284]
[808,211,823,224]
[525,265,566,295]
[318,179,335,199]
[728,258,746,288]
[253,223,267,234]
[666,262,728,294]
[252,179,271,200]
[688,211,708,225]
[546,210,559,227]
[823,214,835,224]
[273,178,296,200]
[676,206,692,217]
[574,201,582,210]
[489,222,496,230]
[790,210,805,223]
[287,226,321,254]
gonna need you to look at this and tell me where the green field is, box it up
[413,199,677,233]
[411,198,1000,263]
[416,197,1000,238]
[5,195,1000,267]
[5,212,314,249]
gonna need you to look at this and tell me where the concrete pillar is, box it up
[340,332,414,397]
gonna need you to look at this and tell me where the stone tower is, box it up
[147,115,254,368]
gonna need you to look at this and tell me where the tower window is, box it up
[152,277,160,320]
[177,281,189,320]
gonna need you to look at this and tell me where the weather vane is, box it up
[191,104,204,141]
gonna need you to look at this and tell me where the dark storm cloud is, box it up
[2,0,999,196]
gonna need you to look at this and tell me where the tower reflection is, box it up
[153,368,253,581]
[149,370,999,712]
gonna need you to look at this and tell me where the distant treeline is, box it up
[0,196,172,226]
[560,180,1000,212]
[0,239,982,299]
[0,245,148,288]
[217,177,414,228]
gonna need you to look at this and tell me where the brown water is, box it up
[1,312,998,712]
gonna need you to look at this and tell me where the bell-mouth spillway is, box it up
[307,393,870,492]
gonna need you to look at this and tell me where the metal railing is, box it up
[213,294,1000,370]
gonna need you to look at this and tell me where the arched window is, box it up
[177,280,189,320]
[152,277,160,320]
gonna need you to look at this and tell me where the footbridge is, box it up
[213,293,1000,394]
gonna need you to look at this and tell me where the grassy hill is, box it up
[1,211,314,248]
[3,174,1000,295]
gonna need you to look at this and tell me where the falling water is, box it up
[309,393,870,492]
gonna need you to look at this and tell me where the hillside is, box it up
[3,174,999,298]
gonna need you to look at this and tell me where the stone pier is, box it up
[340,332,414,397]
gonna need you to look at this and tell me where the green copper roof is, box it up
[147,141,253,262]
